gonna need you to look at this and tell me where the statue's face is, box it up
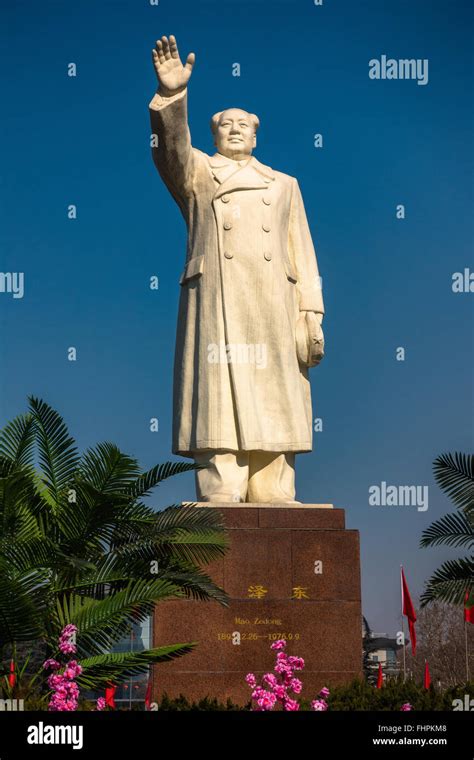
[214,109,256,159]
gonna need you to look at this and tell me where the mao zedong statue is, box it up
[149,35,325,504]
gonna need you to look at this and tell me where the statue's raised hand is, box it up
[152,35,195,96]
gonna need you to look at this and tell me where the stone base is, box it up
[152,504,362,707]
[182,502,334,509]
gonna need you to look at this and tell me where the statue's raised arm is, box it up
[149,35,195,198]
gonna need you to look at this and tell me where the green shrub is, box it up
[156,679,474,711]
[157,692,251,711]
[24,680,474,711]
[300,677,474,711]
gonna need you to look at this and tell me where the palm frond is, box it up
[152,504,228,542]
[0,456,18,478]
[0,413,36,467]
[420,511,474,549]
[0,470,43,542]
[77,643,197,689]
[79,443,141,493]
[0,562,50,645]
[433,452,474,513]
[28,396,80,505]
[53,579,184,656]
[104,504,228,565]
[126,461,202,499]
[157,564,229,605]
[420,556,474,606]
[102,533,227,570]
[1,538,56,572]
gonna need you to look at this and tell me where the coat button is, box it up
[262,197,271,205]
[221,195,230,203]
[224,250,233,259]
[264,251,272,261]
[262,223,271,232]
[224,221,232,230]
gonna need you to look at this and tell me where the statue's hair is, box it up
[210,110,260,136]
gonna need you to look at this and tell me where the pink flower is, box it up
[245,638,307,711]
[289,677,302,694]
[61,624,77,637]
[47,674,63,689]
[401,703,412,711]
[245,673,256,687]
[319,686,330,699]
[43,659,60,671]
[96,697,106,711]
[274,662,293,676]
[64,662,82,680]
[262,673,278,688]
[256,690,277,710]
[47,625,81,711]
[311,699,328,711]
[270,639,287,651]
[287,656,305,670]
[59,624,78,655]
[283,697,300,711]
[59,642,76,655]
[273,684,287,700]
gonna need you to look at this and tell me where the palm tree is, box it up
[420,452,474,607]
[0,396,229,694]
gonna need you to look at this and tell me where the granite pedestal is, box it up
[152,504,362,706]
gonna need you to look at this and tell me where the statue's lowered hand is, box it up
[152,34,195,96]
[296,312,325,368]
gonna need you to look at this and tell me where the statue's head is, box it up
[210,108,259,160]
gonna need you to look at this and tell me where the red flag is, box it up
[105,683,116,708]
[464,589,474,624]
[401,567,417,656]
[8,659,15,688]
[376,663,383,688]
[423,661,431,689]
[144,679,152,710]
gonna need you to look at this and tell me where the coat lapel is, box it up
[209,153,275,199]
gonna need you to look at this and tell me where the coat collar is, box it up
[208,153,275,199]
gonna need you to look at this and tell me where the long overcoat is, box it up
[149,89,324,457]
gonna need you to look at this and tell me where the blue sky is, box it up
[1,0,472,636]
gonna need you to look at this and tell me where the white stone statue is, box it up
[149,35,325,504]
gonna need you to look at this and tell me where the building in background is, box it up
[362,617,402,682]
[84,618,152,710]
[112,619,152,709]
